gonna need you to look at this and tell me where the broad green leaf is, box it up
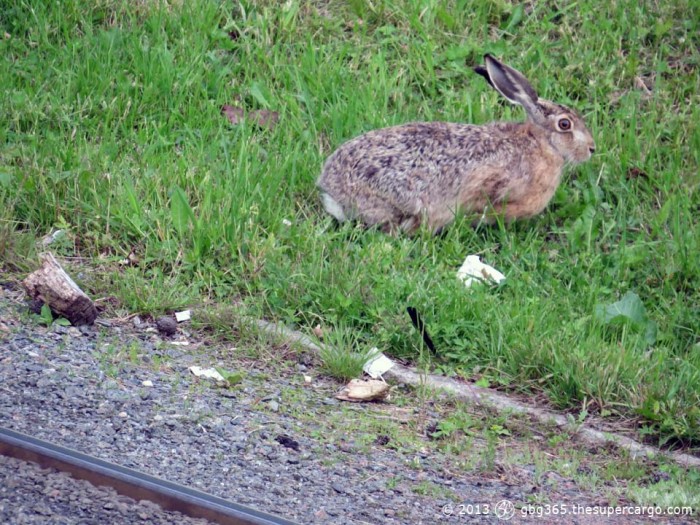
[594,291,647,326]
[214,367,245,387]
[594,291,657,344]
[39,304,53,325]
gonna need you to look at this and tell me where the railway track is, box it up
[0,426,298,525]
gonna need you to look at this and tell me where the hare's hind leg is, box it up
[425,205,458,235]
[320,190,403,231]
[321,189,417,233]
[355,195,407,233]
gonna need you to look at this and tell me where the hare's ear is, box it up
[481,54,541,117]
[473,65,495,90]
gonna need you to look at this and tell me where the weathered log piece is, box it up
[22,253,97,325]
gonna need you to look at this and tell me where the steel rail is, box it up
[0,427,299,525]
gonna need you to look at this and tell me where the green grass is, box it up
[1,0,699,446]
[316,322,376,381]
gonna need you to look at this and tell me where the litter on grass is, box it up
[336,378,390,403]
[175,310,191,322]
[362,349,395,379]
[457,255,506,288]
[189,366,226,382]
[40,230,65,247]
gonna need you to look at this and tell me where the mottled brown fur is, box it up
[317,55,595,234]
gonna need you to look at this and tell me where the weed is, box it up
[34,304,71,327]
[128,342,140,364]
[631,481,698,511]
[386,476,401,490]
[317,323,375,381]
[214,367,246,387]
[412,480,454,499]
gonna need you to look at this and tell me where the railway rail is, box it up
[0,426,298,525]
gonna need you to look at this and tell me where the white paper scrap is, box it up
[189,366,226,382]
[363,348,395,378]
[41,229,65,247]
[175,310,191,323]
[457,255,506,288]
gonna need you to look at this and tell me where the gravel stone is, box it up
[155,316,178,336]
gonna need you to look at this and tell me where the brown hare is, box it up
[317,54,595,234]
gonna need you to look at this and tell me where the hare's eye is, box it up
[557,118,572,131]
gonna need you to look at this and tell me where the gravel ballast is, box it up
[0,453,210,525]
[0,290,686,524]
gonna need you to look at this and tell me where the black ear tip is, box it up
[473,65,494,88]
[484,53,498,63]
